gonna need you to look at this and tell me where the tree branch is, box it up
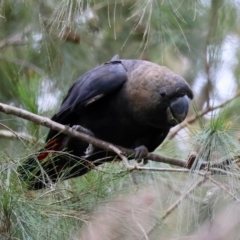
[0,102,188,168]
[0,122,37,143]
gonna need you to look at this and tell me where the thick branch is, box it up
[0,102,187,168]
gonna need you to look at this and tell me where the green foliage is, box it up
[0,149,132,239]
[1,0,240,239]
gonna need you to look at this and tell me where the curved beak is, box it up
[166,95,190,126]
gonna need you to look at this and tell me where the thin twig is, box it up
[0,123,29,148]
[128,166,190,173]
[0,125,37,145]
[0,129,33,141]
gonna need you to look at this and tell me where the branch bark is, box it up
[0,102,188,168]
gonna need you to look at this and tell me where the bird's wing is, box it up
[57,60,127,117]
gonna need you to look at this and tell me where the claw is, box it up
[134,145,149,165]
[136,158,148,166]
[72,125,95,137]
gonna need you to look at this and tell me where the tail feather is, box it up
[18,137,66,189]
[18,136,94,190]
[37,138,63,161]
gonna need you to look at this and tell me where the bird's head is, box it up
[157,72,193,126]
[125,61,193,128]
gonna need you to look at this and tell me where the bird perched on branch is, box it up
[18,55,193,189]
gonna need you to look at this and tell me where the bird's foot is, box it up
[136,159,148,166]
[72,125,94,137]
[134,145,149,165]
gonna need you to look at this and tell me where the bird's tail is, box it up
[18,137,94,190]
[17,137,66,190]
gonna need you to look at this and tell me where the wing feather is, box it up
[57,61,127,117]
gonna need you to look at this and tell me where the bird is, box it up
[18,55,193,190]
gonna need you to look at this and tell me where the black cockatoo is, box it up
[18,55,193,189]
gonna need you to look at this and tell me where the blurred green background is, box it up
[1,0,240,239]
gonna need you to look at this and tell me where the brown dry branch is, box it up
[126,165,189,173]
[0,102,188,169]
[0,123,28,149]
[168,90,240,139]
[0,122,36,148]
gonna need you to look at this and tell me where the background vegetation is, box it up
[1,0,240,239]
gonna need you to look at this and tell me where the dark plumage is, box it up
[18,55,193,189]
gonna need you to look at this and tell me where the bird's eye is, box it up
[160,91,166,97]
